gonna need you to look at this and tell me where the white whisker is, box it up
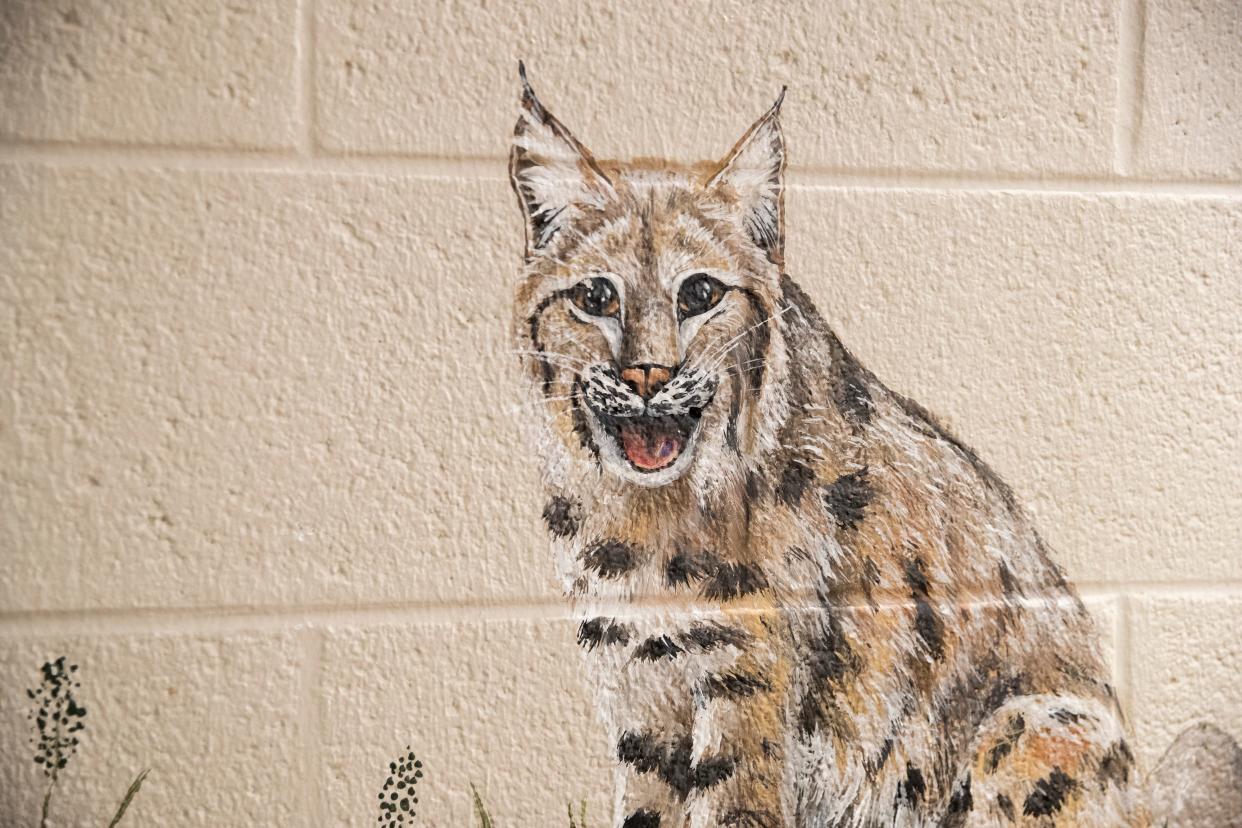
[509,348,594,366]
[688,302,795,376]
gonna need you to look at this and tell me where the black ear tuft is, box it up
[517,60,546,122]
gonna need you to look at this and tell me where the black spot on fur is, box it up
[622,810,660,828]
[823,468,872,531]
[996,793,1014,821]
[618,731,734,799]
[655,739,694,797]
[903,557,931,594]
[985,674,1029,713]
[900,763,926,805]
[828,344,874,426]
[665,550,718,587]
[692,755,736,790]
[1096,740,1134,787]
[542,495,581,539]
[680,622,749,652]
[984,714,1026,773]
[942,776,973,827]
[618,731,662,774]
[914,600,946,661]
[722,809,778,828]
[784,545,811,564]
[581,540,640,579]
[997,560,1021,597]
[866,738,894,778]
[1050,707,1091,725]
[1051,653,1103,690]
[702,562,769,600]
[777,459,815,507]
[797,606,862,736]
[633,635,684,662]
[1022,768,1076,817]
[928,668,1029,795]
[744,471,762,502]
[577,617,631,650]
[905,557,946,661]
[780,276,873,426]
[701,670,771,700]
[804,618,854,690]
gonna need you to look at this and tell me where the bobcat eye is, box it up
[677,274,726,321]
[570,277,620,318]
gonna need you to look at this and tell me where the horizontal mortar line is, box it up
[793,167,1242,197]
[0,136,299,163]
[1,141,1240,198]
[0,140,504,177]
[1075,580,1242,599]
[0,580,1238,637]
[0,596,575,637]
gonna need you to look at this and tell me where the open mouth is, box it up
[601,410,703,472]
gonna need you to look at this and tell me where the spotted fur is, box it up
[509,67,1238,827]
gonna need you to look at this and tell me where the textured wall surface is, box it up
[1,1,1239,826]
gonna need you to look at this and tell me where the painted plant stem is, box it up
[470,783,494,828]
[39,774,55,828]
[26,658,149,826]
[107,769,151,828]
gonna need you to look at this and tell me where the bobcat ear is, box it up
[706,88,787,263]
[510,62,615,257]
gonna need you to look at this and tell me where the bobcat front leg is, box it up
[579,618,695,828]
[956,694,1149,827]
[683,609,791,828]
[604,609,790,828]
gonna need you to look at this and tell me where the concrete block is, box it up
[316,0,1118,175]
[1128,594,1242,770]
[319,618,611,826]
[0,630,305,827]
[1136,0,1242,180]
[0,1,299,149]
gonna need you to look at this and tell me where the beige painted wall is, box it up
[1,1,1239,825]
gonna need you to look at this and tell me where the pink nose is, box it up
[620,365,672,400]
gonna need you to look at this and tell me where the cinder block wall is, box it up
[1,2,1239,825]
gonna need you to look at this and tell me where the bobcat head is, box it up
[510,65,792,491]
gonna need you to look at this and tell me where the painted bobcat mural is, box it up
[508,65,1242,827]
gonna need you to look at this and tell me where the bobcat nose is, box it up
[620,364,673,401]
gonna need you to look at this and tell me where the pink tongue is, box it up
[619,423,683,470]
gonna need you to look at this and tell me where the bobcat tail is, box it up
[1148,723,1242,827]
